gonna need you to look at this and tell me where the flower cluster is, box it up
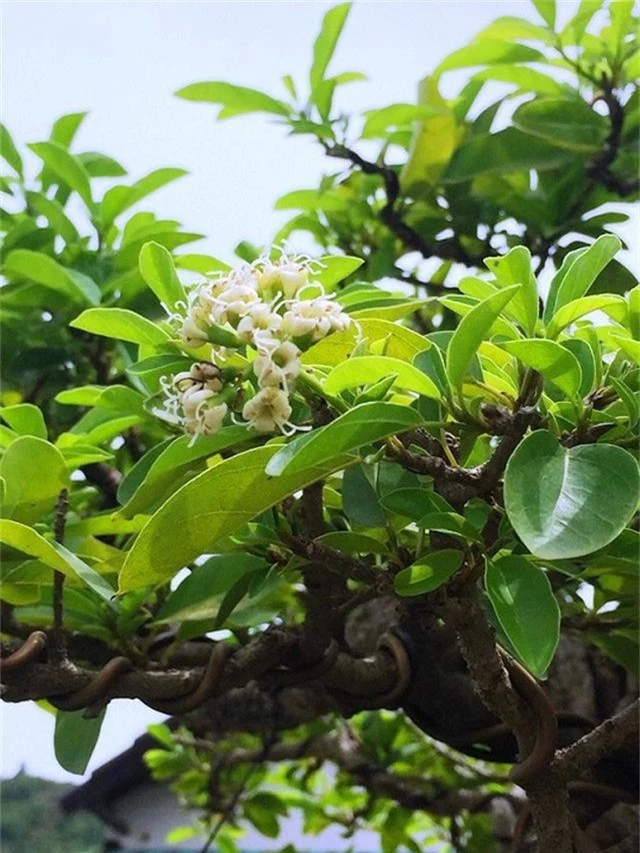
[156,253,352,441]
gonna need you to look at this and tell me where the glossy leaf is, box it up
[4,250,100,305]
[419,512,483,543]
[446,285,520,392]
[70,308,171,346]
[101,168,188,226]
[0,437,69,523]
[310,3,351,93]
[0,519,115,601]
[485,555,560,677]
[444,127,573,182]
[501,339,582,398]
[504,431,640,559]
[342,463,385,527]
[313,254,363,289]
[175,81,290,118]
[484,247,538,335]
[265,402,423,477]
[0,123,23,176]
[121,427,251,516]
[544,235,622,322]
[28,141,93,208]
[546,295,627,339]
[324,356,440,398]
[435,41,544,74]
[139,241,187,312]
[514,98,608,153]
[394,549,463,596]
[119,446,353,590]
[155,554,268,623]
[0,404,47,439]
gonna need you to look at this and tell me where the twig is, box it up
[52,489,69,664]
[553,699,639,782]
[323,142,484,268]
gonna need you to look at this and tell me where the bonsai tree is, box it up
[1,1,638,850]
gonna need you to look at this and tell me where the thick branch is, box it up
[587,89,639,198]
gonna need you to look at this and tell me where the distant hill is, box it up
[1,772,103,853]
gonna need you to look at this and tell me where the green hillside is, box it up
[1,772,103,853]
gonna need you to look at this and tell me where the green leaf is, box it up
[310,3,351,93]
[54,709,105,775]
[28,141,93,208]
[513,98,609,153]
[435,41,544,74]
[69,307,171,346]
[362,104,441,138]
[394,549,463,596]
[101,168,188,226]
[484,246,539,335]
[265,402,423,477]
[25,192,80,244]
[471,15,554,44]
[4,250,100,304]
[0,123,23,176]
[501,339,582,398]
[563,339,595,397]
[139,241,187,313]
[504,431,640,559]
[324,356,440,399]
[342,463,385,527]
[485,555,560,677]
[531,0,556,28]
[544,235,622,322]
[119,446,352,591]
[612,335,640,365]
[0,437,68,523]
[175,81,290,118]
[155,554,268,623]
[446,286,520,393]
[56,385,145,415]
[546,295,627,339]
[418,512,483,543]
[443,127,574,183]
[79,151,127,178]
[244,794,280,838]
[471,66,564,95]
[0,404,47,439]
[313,255,364,289]
[121,427,250,516]
[316,531,387,555]
[381,488,453,520]
[50,112,87,147]
[0,519,115,602]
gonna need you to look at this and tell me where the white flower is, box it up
[180,315,209,348]
[256,257,310,299]
[211,284,260,326]
[253,340,301,389]
[236,302,283,343]
[174,363,223,395]
[185,402,228,438]
[242,386,292,433]
[282,296,351,341]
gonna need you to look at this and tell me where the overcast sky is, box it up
[1,0,637,790]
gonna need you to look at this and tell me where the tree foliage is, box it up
[1,2,639,851]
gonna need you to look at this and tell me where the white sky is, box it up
[0,0,637,789]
